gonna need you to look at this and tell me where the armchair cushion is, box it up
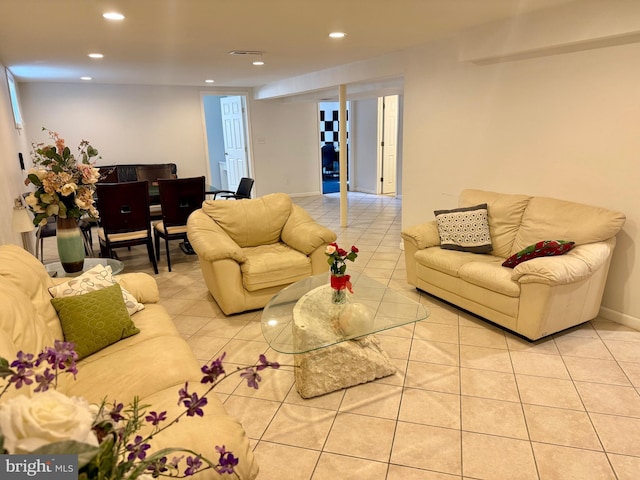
[241,243,312,291]
[282,204,337,255]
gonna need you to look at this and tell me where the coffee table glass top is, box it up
[45,258,124,278]
[261,272,429,354]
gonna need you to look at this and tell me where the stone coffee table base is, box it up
[294,335,396,399]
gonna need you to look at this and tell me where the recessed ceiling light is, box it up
[80,77,92,81]
[205,79,215,83]
[252,60,265,66]
[88,53,104,59]
[103,12,125,21]
[329,32,346,39]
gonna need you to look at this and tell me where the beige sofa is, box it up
[401,189,626,340]
[0,245,258,479]
[187,193,337,315]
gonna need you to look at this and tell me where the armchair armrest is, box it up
[115,273,160,303]
[511,241,614,286]
[401,221,441,250]
[186,210,246,262]
[281,204,337,255]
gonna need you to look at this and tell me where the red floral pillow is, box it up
[502,240,575,268]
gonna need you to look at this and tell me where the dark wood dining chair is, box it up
[96,181,158,274]
[211,177,254,200]
[154,176,205,271]
[135,165,175,220]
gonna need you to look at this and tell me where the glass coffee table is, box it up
[262,272,429,398]
[45,258,124,278]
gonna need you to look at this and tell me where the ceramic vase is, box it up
[56,216,85,273]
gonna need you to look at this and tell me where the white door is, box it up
[220,96,248,192]
[378,95,398,195]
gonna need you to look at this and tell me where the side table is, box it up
[45,258,124,278]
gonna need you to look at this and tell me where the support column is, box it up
[339,84,348,227]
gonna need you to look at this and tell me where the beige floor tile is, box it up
[399,388,460,429]
[603,339,640,363]
[554,335,614,360]
[218,338,268,365]
[523,404,601,449]
[459,345,513,373]
[414,322,460,344]
[619,361,640,388]
[262,403,336,450]
[505,333,560,355]
[462,432,538,480]
[391,422,461,475]
[509,351,570,379]
[323,412,396,462]
[253,441,320,480]
[405,361,460,394]
[171,314,211,335]
[461,396,528,439]
[410,338,459,366]
[283,384,345,410]
[459,325,507,349]
[574,381,640,416]
[592,319,640,342]
[232,367,294,402]
[460,367,520,402]
[516,374,584,410]
[532,443,616,480]
[563,356,631,386]
[608,453,640,480]
[312,453,388,480]
[386,465,462,479]
[180,298,224,317]
[377,334,412,360]
[185,335,230,363]
[339,382,403,419]
[554,322,600,339]
[590,414,640,456]
[222,396,281,439]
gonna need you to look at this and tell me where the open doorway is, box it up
[202,94,251,192]
[319,101,349,194]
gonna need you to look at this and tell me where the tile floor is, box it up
[42,192,640,479]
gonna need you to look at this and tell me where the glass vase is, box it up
[56,216,85,273]
[330,274,348,305]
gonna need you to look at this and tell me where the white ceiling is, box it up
[0,0,579,89]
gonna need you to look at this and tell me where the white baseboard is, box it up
[598,306,640,331]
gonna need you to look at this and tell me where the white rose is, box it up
[0,391,99,454]
[28,167,47,180]
[326,245,336,255]
[25,193,39,207]
[60,183,78,196]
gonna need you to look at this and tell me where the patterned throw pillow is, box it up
[51,283,140,360]
[434,203,492,254]
[48,264,144,316]
[502,240,575,268]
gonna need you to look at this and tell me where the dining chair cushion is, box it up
[153,222,188,236]
[97,228,150,242]
[51,283,140,360]
[240,243,312,292]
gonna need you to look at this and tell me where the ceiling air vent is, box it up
[228,50,263,56]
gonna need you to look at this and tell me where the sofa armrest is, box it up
[281,204,337,255]
[187,210,246,263]
[401,221,441,250]
[511,241,614,286]
[115,273,160,303]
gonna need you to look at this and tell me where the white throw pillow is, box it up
[434,203,492,254]
[48,264,145,316]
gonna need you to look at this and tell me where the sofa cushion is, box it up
[48,264,144,316]
[458,262,520,297]
[415,247,501,277]
[460,190,532,258]
[512,196,626,253]
[434,203,492,253]
[241,243,312,291]
[202,193,292,248]
[51,283,140,360]
[502,240,575,268]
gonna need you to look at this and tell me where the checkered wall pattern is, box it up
[320,109,349,143]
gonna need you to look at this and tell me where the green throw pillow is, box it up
[51,283,140,360]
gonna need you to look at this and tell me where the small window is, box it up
[6,68,23,129]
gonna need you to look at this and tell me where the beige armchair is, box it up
[187,193,337,315]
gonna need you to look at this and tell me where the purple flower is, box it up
[126,435,151,461]
[10,351,35,371]
[145,411,167,426]
[256,354,280,371]
[9,369,33,389]
[184,455,203,476]
[109,402,125,422]
[36,340,78,377]
[215,445,238,475]
[146,456,168,477]
[34,368,56,392]
[179,383,208,416]
[201,352,226,384]
[240,368,261,389]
